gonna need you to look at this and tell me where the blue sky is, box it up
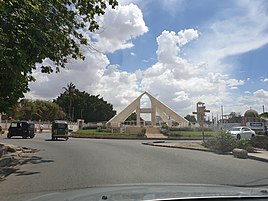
[28,0,268,117]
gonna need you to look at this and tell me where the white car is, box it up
[227,126,256,140]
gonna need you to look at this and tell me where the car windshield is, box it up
[230,128,241,131]
[9,123,18,128]
[1,1,268,201]
[54,123,67,129]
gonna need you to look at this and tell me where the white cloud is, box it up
[26,51,110,100]
[261,78,268,82]
[173,91,190,102]
[190,0,268,74]
[226,79,244,87]
[92,3,148,53]
[94,65,141,109]
[156,29,198,64]
[177,29,199,46]
[253,89,268,99]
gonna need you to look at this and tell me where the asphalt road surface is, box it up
[0,133,268,201]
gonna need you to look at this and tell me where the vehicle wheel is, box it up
[65,137,69,141]
[251,134,255,138]
[7,134,11,139]
[30,135,35,139]
[23,135,27,139]
[237,134,241,140]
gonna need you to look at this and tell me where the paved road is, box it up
[0,133,268,201]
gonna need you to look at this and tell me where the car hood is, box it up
[26,183,268,201]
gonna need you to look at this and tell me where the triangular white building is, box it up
[106,92,188,127]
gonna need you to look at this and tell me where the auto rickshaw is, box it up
[51,120,69,141]
[7,121,35,139]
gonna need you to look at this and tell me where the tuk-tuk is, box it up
[51,120,69,141]
[7,121,35,139]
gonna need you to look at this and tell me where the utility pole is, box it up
[193,102,210,142]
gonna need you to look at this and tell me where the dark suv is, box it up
[7,121,35,139]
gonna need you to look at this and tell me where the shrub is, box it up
[250,135,268,150]
[169,127,193,131]
[96,127,102,132]
[137,128,146,137]
[195,127,213,132]
[83,125,98,130]
[169,127,213,132]
[236,139,255,153]
[160,122,170,135]
[203,131,236,154]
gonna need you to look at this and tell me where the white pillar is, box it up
[151,104,156,126]
[136,106,140,126]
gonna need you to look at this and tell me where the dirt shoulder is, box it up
[0,143,39,180]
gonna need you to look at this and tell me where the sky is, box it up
[26,0,268,119]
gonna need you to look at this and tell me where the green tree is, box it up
[184,115,197,123]
[9,99,66,121]
[62,82,78,120]
[55,84,116,122]
[125,112,143,122]
[260,112,268,118]
[0,0,118,113]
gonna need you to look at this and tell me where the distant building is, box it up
[243,109,266,133]
[243,109,263,122]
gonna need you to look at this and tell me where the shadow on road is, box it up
[0,155,54,180]
[22,155,54,165]
[15,170,40,176]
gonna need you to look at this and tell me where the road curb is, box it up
[248,155,268,163]
[71,135,204,140]
[142,142,268,163]
[142,142,211,152]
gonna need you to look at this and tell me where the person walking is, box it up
[264,125,268,136]
[40,123,44,133]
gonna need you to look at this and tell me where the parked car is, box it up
[227,126,256,140]
[7,120,35,139]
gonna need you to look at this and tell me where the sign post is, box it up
[193,102,210,142]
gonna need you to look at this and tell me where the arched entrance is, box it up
[106,92,188,128]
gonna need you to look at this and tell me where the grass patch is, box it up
[168,131,218,137]
[75,129,138,136]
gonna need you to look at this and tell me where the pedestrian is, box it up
[264,126,268,136]
[40,123,44,133]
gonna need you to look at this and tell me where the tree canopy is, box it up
[54,83,116,122]
[0,0,118,113]
[184,114,197,123]
[7,99,66,121]
[260,112,268,118]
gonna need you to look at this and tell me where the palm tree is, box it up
[62,82,77,121]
